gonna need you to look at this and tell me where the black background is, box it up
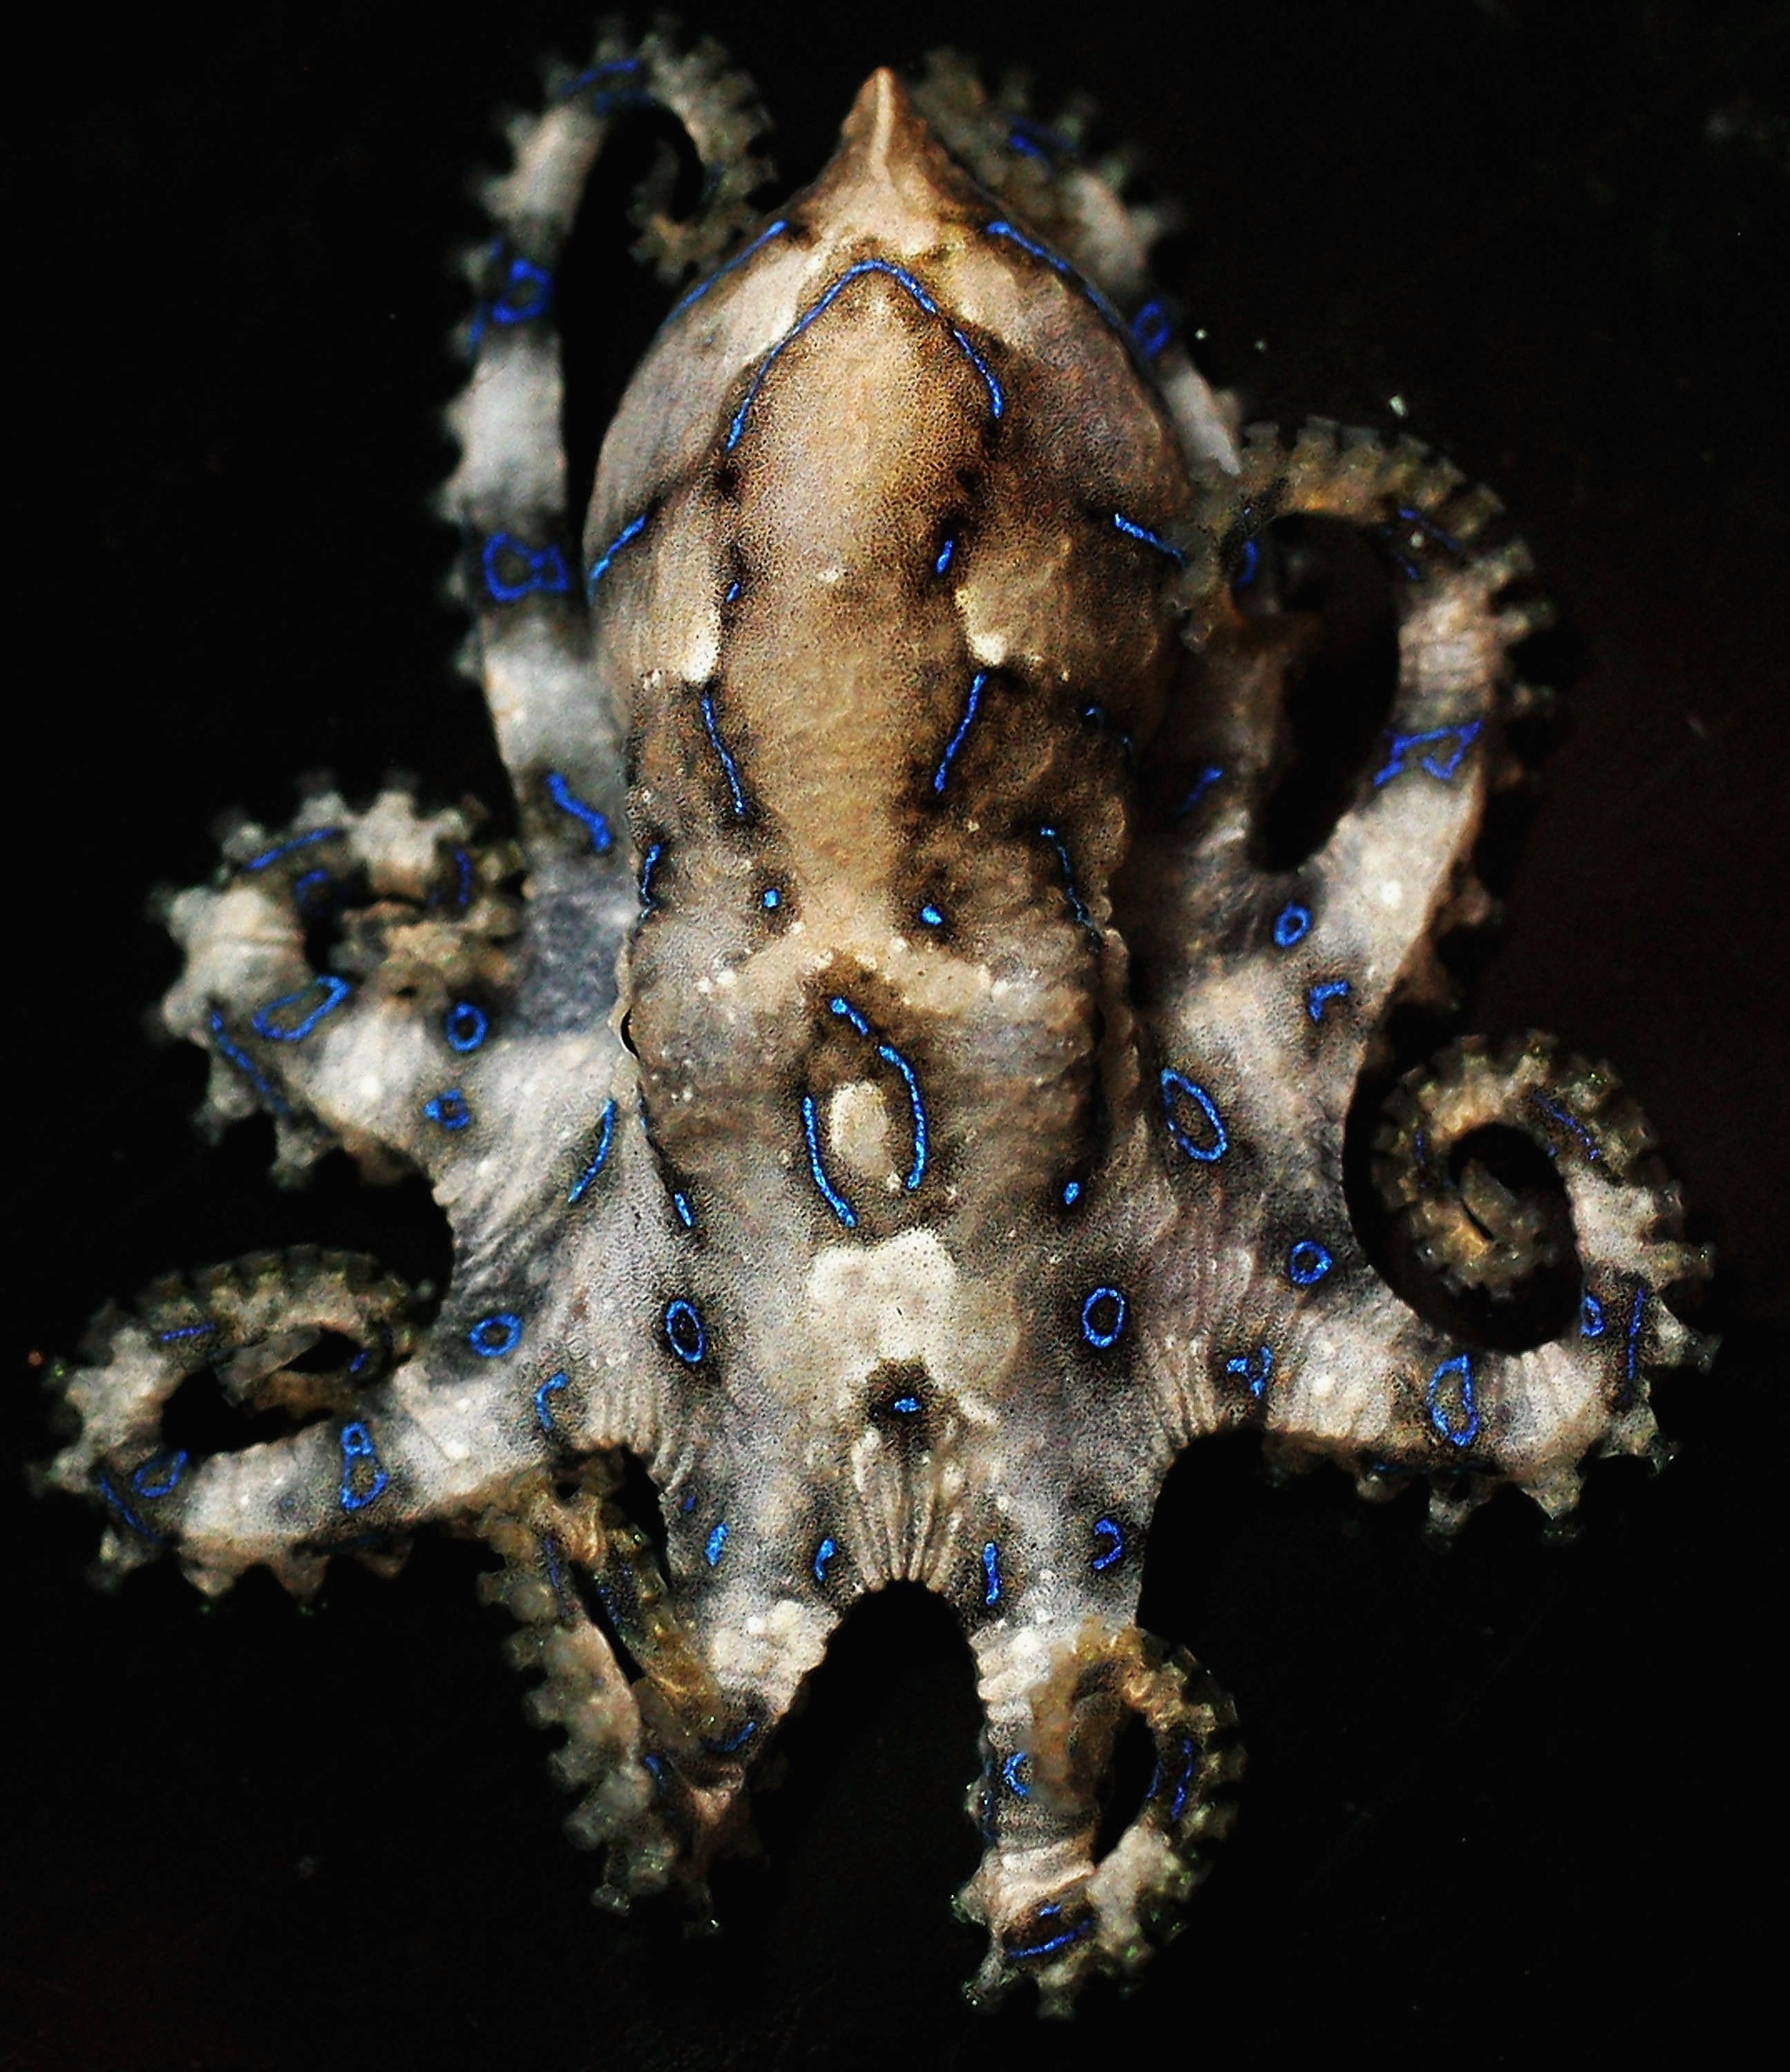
[5,1,1786,2065]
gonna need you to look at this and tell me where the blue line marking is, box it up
[1371,721,1482,788]
[931,671,987,794]
[533,1370,568,1435]
[1061,1179,1082,1207]
[468,1312,522,1358]
[96,1473,164,1545]
[761,886,781,910]
[1080,1287,1127,1350]
[482,533,570,604]
[1091,1517,1125,1573]
[672,1190,694,1230]
[935,534,957,576]
[891,1394,922,1415]
[1233,536,1261,588]
[1007,1919,1094,1962]
[1580,1293,1606,1339]
[423,1088,470,1132]
[293,867,332,910]
[131,1450,189,1499]
[703,1719,757,1754]
[1530,1093,1601,1162]
[725,258,1003,452]
[801,1092,858,1228]
[445,1001,488,1053]
[155,1322,214,1344]
[704,1519,730,1567]
[540,1531,571,1618]
[824,997,928,1192]
[985,218,1133,346]
[251,975,351,1042]
[1132,300,1172,358]
[242,827,340,873]
[1308,979,1351,1021]
[338,1421,388,1513]
[568,1100,617,1205]
[1168,1734,1197,1821]
[1175,764,1224,817]
[1111,510,1186,567]
[584,511,647,597]
[669,219,788,318]
[812,1535,837,1584]
[829,997,870,1037]
[1038,824,1092,928]
[1273,901,1312,948]
[1288,1240,1333,1287]
[638,841,663,910]
[545,771,614,854]
[1426,1352,1479,1446]
[981,1540,1002,1608]
[1161,1069,1228,1162]
[1226,1345,1274,1398]
[919,903,944,928]
[450,847,473,910]
[1624,1283,1648,1397]
[1001,1751,1031,1797]
[698,689,749,817]
[664,1298,705,1365]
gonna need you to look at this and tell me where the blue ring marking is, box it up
[1038,824,1092,928]
[568,1100,618,1205]
[981,1540,1002,1609]
[423,1088,470,1132]
[242,826,341,874]
[935,534,958,577]
[1111,510,1187,567]
[1174,763,1225,817]
[638,841,663,910]
[1371,720,1483,788]
[131,1450,189,1499]
[725,258,1004,452]
[481,533,570,604]
[1530,1092,1601,1162]
[468,1312,523,1358]
[1061,1178,1082,1207]
[1080,1287,1127,1350]
[672,1190,694,1230]
[1308,979,1351,1022]
[292,867,332,912]
[1288,1240,1333,1287]
[96,1473,164,1545]
[703,1719,758,1756]
[668,218,788,319]
[533,1370,569,1435]
[559,55,642,101]
[698,689,749,818]
[481,251,552,334]
[919,903,945,928]
[1580,1293,1606,1339]
[812,1535,837,1584]
[250,975,352,1043]
[1007,1919,1095,1962]
[544,771,614,855]
[445,1001,488,1053]
[584,510,647,597]
[664,1298,706,1365]
[1161,1069,1229,1162]
[1426,1352,1480,1446]
[877,1044,928,1191]
[1273,901,1312,948]
[338,1421,389,1513]
[1226,1344,1275,1398]
[155,1322,214,1345]
[1001,1751,1031,1797]
[1091,1517,1125,1573]
[931,671,987,794]
[1132,300,1172,358]
[1624,1283,1648,1396]
[761,886,781,910]
[801,1092,859,1228]
[704,1520,729,1568]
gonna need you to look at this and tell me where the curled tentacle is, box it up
[162,785,522,1181]
[960,1620,1242,2014]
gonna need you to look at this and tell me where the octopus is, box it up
[41,28,1715,2012]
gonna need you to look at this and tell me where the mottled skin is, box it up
[42,31,1712,2013]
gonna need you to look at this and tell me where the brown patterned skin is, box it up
[41,31,1712,2012]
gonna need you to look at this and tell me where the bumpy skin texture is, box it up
[43,29,1714,2013]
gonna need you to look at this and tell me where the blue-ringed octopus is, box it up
[40,26,1715,2011]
